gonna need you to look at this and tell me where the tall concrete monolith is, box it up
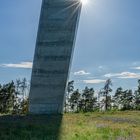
[29,0,82,114]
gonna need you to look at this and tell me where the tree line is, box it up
[0,78,140,114]
[65,79,140,112]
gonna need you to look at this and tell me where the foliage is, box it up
[0,78,140,114]
[81,87,97,112]
[0,81,15,113]
[0,78,29,115]
[100,79,112,111]
[66,79,140,112]
[68,85,97,112]
[134,80,140,110]
[69,89,81,112]
[64,81,74,112]
[113,88,133,110]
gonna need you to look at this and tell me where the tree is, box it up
[0,79,29,115]
[13,78,29,114]
[113,88,134,110]
[20,78,28,99]
[0,81,15,113]
[20,98,29,114]
[120,90,133,110]
[67,81,74,97]
[82,87,97,112]
[65,81,74,112]
[113,87,124,109]
[100,79,112,111]
[13,79,21,114]
[69,89,81,112]
[134,79,140,110]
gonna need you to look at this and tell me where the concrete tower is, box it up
[29,0,82,114]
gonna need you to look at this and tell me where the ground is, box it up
[0,111,140,140]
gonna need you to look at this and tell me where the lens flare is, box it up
[80,0,89,5]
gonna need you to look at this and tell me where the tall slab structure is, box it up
[29,0,82,114]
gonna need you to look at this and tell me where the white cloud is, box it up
[104,73,120,78]
[83,79,106,84]
[104,72,140,79]
[132,67,140,70]
[74,70,90,76]
[0,62,33,69]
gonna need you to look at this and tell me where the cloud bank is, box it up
[83,79,106,84]
[0,62,33,69]
[104,72,140,79]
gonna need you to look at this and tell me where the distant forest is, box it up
[65,79,140,113]
[0,78,140,114]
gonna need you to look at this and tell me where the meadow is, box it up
[0,111,140,140]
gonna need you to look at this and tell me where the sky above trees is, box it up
[0,0,140,92]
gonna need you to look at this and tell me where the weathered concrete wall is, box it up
[29,0,82,114]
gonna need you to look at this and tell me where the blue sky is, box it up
[0,0,140,92]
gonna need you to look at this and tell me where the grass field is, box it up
[0,111,140,140]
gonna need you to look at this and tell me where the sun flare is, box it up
[80,0,89,5]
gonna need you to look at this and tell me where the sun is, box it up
[80,0,89,5]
